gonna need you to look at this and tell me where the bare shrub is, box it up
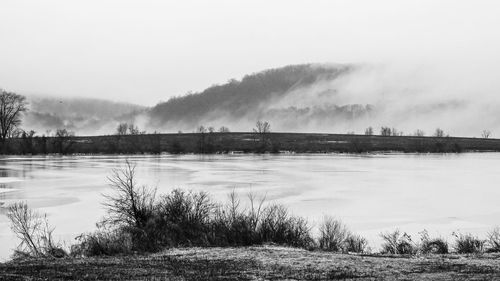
[210,190,257,246]
[72,227,133,257]
[419,230,448,254]
[453,232,485,254]
[7,202,66,258]
[344,234,368,253]
[154,189,214,247]
[259,203,313,248]
[486,227,500,252]
[380,230,417,255]
[318,216,349,252]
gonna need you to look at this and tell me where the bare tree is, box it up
[0,90,28,142]
[364,127,373,136]
[391,128,403,136]
[434,128,445,138]
[197,125,207,134]
[128,123,145,135]
[218,126,230,133]
[116,123,128,135]
[103,160,157,228]
[414,129,425,137]
[482,130,491,139]
[54,128,75,154]
[380,127,392,136]
[253,120,271,151]
[254,120,271,135]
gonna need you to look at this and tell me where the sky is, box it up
[1,0,500,106]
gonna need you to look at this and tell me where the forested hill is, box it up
[148,64,372,132]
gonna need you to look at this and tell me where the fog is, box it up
[263,62,500,136]
[17,60,500,138]
[1,0,500,136]
[1,0,500,106]
[124,61,499,138]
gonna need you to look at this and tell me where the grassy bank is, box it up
[2,246,500,280]
[4,132,500,154]
[3,162,500,280]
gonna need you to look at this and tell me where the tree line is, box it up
[0,88,497,155]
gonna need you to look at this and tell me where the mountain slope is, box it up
[148,64,373,132]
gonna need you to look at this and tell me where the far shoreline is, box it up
[3,132,500,155]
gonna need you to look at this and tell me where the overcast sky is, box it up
[1,0,499,106]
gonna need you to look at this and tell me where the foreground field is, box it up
[1,246,500,280]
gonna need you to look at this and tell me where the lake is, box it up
[1,153,499,260]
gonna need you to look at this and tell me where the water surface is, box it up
[1,153,499,260]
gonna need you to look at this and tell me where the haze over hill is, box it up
[16,63,500,137]
[144,63,499,137]
[23,96,145,135]
[148,64,375,133]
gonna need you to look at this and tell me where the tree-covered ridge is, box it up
[149,64,352,126]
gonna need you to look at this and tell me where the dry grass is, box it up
[2,245,500,280]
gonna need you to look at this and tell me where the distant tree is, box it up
[197,126,207,134]
[380,127,392,136]
[9,128,24,138]
[482,130,491,139]
[116,123,128,135]
[253,120,271,151]
[116,123,145,135]
[208,126,215,133]
[0,90,28,142]
[219,126,230,133]
[197,126,208,153]
[434,128,445,138]
[21,130,36,154]
[254,120,271,135]
[54,129,75,154]
[414,129,425,137]
[346,131,355,135]
[391,128,403,136]
[364,127,373,136]
[128,124,140,135]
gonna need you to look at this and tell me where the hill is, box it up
[148,64,374,132]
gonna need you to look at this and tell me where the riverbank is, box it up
[1,246,500,280]
[4,132,500,154]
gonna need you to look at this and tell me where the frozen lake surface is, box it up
[1,153,500,260]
